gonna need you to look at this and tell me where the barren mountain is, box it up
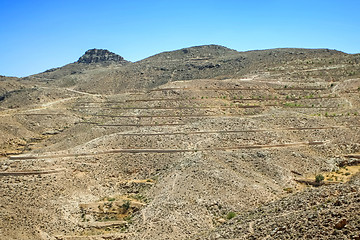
[0,45,359,240]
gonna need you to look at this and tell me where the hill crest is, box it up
[77,48,129,64]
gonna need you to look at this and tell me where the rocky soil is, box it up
[0,45,359,239]
[200,173,360,239]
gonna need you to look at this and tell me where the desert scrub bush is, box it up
[124,215,133,223]
[122,200,131,211]
[315,174,325,183]
[284,102,302,107]
[130,194,147,202]
[101,215,117,222]
[226,212,236,220]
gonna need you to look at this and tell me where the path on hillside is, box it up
[8,141,327,160]
[0,97,76,117]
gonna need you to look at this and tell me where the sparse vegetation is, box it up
[315,174,325,183]
[226,212,236,220]
[283,102,302,107]
[129,194,148,202]
[122,200,131,211]
[124,215,133,223]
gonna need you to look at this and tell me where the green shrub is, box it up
[130,194,146,201]
[315,174,325,183]
[122,200,131,211]
[226,212,236,220]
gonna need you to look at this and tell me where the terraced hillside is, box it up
[0,46,359,240]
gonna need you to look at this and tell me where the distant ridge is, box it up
[26,45,353,94]
[140,44,239,62]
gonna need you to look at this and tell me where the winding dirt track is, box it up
[74,95,339,104]
[146,87,327,92]
[89,114,247,118]
[0,168,65,176]
[86,113,360,119]
[82,125,360,135]
[15,113,67,116]
[9,141,325,160]
[77,122,184,127]
[148,87,257,92]
[344,154,360,159]
[75,105,262,110]
[74,104,340,110]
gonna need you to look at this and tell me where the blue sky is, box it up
[0,0,359,77]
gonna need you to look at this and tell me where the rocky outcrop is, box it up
[77,49,129,64]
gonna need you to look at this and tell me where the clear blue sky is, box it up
[0,0,359,77]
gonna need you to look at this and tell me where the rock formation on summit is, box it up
[77,48,129,64]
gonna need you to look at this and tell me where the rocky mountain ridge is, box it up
[22,45,358,95]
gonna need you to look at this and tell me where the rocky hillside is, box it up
[24,45,358,94]
[0,45,359,240]
[199,174,360,239]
